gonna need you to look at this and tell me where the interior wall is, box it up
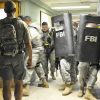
[21,0,55,26]
[97,0,100,15]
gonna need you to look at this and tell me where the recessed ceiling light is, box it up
[51,6,90,10]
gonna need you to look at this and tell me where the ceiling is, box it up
[40,0,99,17]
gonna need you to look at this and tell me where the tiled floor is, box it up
[0,71,100,100]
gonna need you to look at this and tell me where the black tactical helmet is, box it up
[4,0,16,13]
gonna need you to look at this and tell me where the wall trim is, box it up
[29,0,57,15]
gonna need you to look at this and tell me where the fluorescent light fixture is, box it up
[52,6,90,10]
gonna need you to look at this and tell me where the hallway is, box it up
[0,71,100,100]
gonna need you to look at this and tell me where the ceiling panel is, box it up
[40,0,98,15]
[40,0,98,6]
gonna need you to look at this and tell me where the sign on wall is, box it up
[40,11,52,27]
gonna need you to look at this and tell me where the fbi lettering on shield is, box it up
[56,32,65,38]
[85,36,97,42]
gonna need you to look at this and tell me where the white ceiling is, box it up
[40,0,98,15]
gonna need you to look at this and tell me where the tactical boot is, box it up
[59,84,66,91]
[51,72,56,80]
[62,84,73,96]
[78,88,84,97]
[23,84,30,96]
[38,79,49,88]
[84,88,97,100]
